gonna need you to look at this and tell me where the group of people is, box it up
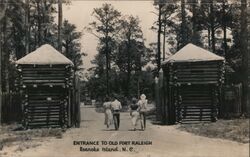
[103,94,148,131]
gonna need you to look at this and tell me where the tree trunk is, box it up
[126,40,131,97]
[0,15,2,125]
[180,0,187,49]
[105,38,110,96]
[163,22,166,61]
[191,0,199,45]
[36,1,42,47]
[222,0,227,60]
[2,16,9,93]
[240,0,248,115]
[58,0,63,52]
[210,0,216,53]
[157,4,163,75]
[25,0,30,54]
[0,0,6,124]
[208,28,211,48]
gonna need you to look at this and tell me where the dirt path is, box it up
[3,107,249,157]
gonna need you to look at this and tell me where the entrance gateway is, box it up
[161,43,225,124]
[16,44,76,128]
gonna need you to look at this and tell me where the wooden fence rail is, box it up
[1,92,22,123]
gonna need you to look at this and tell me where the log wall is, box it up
[18,64,74,129]
[164,61,224,124]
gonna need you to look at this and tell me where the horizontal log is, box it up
[180,120,213,123]
[29,100,61,103]
[181,112,213,115]
[176,64,219,69]
[180,105,213,108]
[26,110,62,114]
[28,100,64,106]
[22,72,66,76]
[28,96,63,99]
[179,108,213,110]
[23,83,68,87]
[27,113,62,116]
[177,78,219,81]
[28,92,66,96]
[27,105,61,110]
[27,124,61,127]
[177,81,219,84]
[179,108,213,111]
[182,100,212,103]
[180,91,211,93]
[20,64,68,68]
[176,74,219,78]
[28,116,61,120]
[28,97,63,101]
[180,117,213,120]
[175,71,219,75]
[176,68,219,72]
[27,114,61,117]
[27,119,61,123]
[22,67,66,71]
[28,119,61,122]
[22,77,65,80]
[23,80,65,83]
[181,91,211,94]
[27,110,61,114]
[182,96,211,100]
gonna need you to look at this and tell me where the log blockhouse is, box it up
[162,44,225,124]
[16,44,76,128]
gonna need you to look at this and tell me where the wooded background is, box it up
[0,0,249,124]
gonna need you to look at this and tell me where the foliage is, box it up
[87,3,122,96]
[62,20,86,72]
[86,4,154,100]
[0,0,85,93]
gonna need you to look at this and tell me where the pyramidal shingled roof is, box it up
[163,43,224,64]
[16,44,74,65]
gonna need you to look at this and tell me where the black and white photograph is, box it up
[0,0,249,157]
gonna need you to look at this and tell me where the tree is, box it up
[118,15,143,96]
[157,2,163,74]
[187,0,202,46]
[62,20,86,72]
[58,0,63,52]
[179,0,190,49]
[87,3,121,96]
[0,0,7,125]
[240,0,249,115]
[25,0,30,54]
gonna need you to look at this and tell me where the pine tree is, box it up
[87,3,121,96]
[62,20,86,72]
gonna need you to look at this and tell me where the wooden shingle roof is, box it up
[162,43,224,64]
[16,44,74,65]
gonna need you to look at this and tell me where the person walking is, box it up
[130,98,140,131]
[138,94,148,130]
[103,97,113,128]
[111,96,122,130]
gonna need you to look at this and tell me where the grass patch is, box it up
[178,118,249,143]
[0,124,63,151]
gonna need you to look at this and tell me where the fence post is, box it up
[155,77,161,121]
[0,91,2,125]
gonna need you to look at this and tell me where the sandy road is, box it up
[4,106,249,157]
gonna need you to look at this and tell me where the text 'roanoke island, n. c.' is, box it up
[73,140,153,152]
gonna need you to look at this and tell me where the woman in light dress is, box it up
[103,97,113,128]
[130,98,140,131]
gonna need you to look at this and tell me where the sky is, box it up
[62,0,157,71]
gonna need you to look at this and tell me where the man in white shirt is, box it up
[137,94,148,130]
[111,98,122,130]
